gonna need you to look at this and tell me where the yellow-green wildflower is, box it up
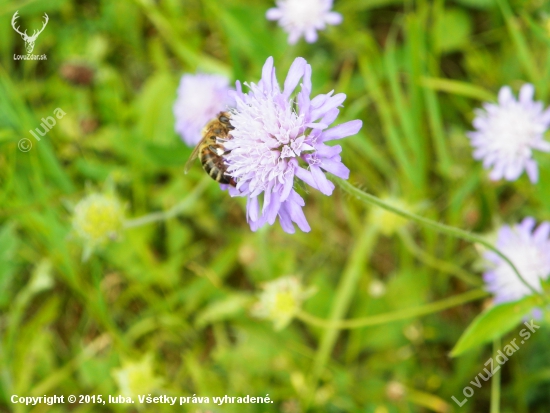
[72,192,124,260]
[253,276,315,330]
[112,354,164,399]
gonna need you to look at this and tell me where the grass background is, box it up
[1,0,550,411]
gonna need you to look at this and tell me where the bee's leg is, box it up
[208,145,225,156]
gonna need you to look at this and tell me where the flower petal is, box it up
[310,165,335,195]
[283,57,307,99]
[321,159,349,179]
[322,119,362,141]
[266,8,282,20]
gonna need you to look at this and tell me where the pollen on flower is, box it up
[482,217,550,304]
[112,354,164,399]
[72,193,124,259]
[467,84,550,183]
[253,276,315,330]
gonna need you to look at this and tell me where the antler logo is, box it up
[11,10,49,54]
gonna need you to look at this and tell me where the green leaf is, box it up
[421,77,496,102]
[433,8,472,53]
[453,0,496,9]
[0,222,18,309]
[194,294,252,328]
[451,295,541,357]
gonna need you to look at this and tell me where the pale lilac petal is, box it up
[482,217,550,304]
[305,28,318,43]
[278,207,296,234]
[267,0,342,44]
[295,167,319,190]
[311,93,346,120]
[322,120,362,141]
[533,222,550,244]
[325,12,342,25]
[283,58,307,99]
[498,86,513,105]
[519,83,535,104]
[222,56,358,233]
[519,217,536,233]
[321,159,349,179]
[247,196,259,222]
[468,83,550,184]
[174,73,233,146]
[264,192,281,225]
[525,159,539,183]
[261,57,275,92]
[266,8,283,20]
[310,165,335,195]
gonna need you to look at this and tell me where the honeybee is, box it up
[184,111,236,186]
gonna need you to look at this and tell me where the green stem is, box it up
[297,289,487,329]
[308,224,378,405]
[124,177,210,228]
[398,229,482,286]
[491,338,501,413]
[333,177,547,303]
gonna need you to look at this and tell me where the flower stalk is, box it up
[297,289,487,329]
[332,176,548,303]
[124,176,210,229]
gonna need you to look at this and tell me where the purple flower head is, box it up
[483,217,550,304]
[266,0,342,45]
[468,84,550,183]
[224,56,362,233]
[173,73,234,146]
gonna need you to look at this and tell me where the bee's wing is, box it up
[184,142,203,174]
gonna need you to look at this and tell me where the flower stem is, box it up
[297,289,488,329]
[124,177,210,228]
[398,229,482,286]
[333,177,547,303]
[307,223,378,404]
[491,338,501,413]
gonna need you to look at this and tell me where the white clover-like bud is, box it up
[112,354,164,399]
[253,276,315,330]
[72,193,124,259]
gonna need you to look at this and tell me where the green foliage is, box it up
[451,295,542,357]
[1,0,550,412]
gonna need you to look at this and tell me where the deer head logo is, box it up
[11,11,49,54]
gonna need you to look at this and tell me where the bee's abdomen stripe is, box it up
[203,159,217,172]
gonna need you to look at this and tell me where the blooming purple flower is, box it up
[173,73,234,146]
[468,84,550,183]
[224,56,362,233]
[266,0,342,45]
[483,217,550,304]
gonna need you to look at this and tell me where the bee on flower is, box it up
[223,56,362,233]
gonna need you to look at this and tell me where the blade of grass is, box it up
[496,0,540,85]
[385,21,427,188]
[358,52,417,187]
[307,223,378,405]
[421,77,496,102]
